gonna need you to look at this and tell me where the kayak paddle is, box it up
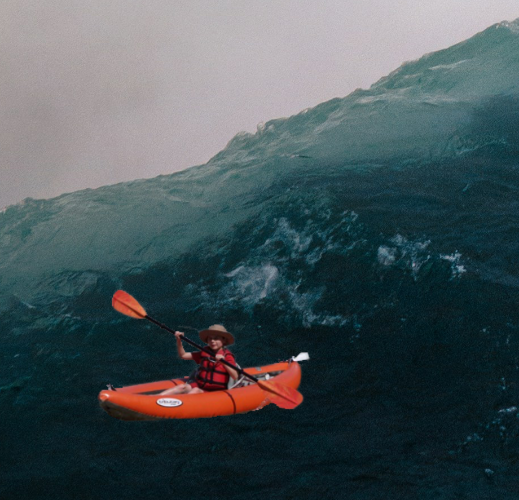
[112,290,303,410]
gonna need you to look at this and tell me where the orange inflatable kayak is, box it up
[98,360,302,420]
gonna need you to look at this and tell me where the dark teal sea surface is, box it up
[2,20,519,499]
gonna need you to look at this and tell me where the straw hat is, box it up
[199,324,235,346]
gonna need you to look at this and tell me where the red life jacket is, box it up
[195,348,235,391]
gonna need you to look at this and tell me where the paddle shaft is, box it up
[145,315,261,384]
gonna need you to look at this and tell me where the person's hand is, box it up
[215,354,224,361]
[174,331,184,340]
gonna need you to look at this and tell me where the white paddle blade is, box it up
[292,352,310,362]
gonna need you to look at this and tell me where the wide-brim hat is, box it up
[199,324,235,346]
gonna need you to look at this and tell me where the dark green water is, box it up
[2,149,519,499]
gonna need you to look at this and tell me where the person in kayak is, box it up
[160,324,238,395]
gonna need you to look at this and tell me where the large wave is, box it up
[2,18,519,500]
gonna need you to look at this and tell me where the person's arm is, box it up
[175,331,193,360]
[216,353,238,380]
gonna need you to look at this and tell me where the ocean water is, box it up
[2,20,519,500]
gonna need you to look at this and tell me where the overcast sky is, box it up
[1,1,518,208]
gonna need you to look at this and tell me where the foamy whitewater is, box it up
[2,19,519,499]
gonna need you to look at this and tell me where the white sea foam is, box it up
[377,234,431,278]
[263,217,313,259]
[222,263,350,328]
[500,20,519,34]
[377,246,397,266]
[214,208,362,327]
[429,60,469,71]
[498,406,518,415]
[224,264,279,306]
[378,236,467,280]
[286,286,350,328]
[441,252,466,278]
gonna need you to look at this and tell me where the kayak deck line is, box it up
[222,390,238,414]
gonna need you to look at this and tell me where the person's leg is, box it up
[160,383,191,395]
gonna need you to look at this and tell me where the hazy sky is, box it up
[1,1,518,208]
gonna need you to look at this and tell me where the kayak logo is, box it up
[156,398,183,408]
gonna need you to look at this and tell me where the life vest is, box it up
[195,348,235,391]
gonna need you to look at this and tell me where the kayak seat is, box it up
[228,364,250,390]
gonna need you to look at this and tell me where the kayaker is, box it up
[160,324,238,395]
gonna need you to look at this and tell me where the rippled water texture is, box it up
[1,19,519,500]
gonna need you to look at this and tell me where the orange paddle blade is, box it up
[258,380,303,409]
[112,290,147,319]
